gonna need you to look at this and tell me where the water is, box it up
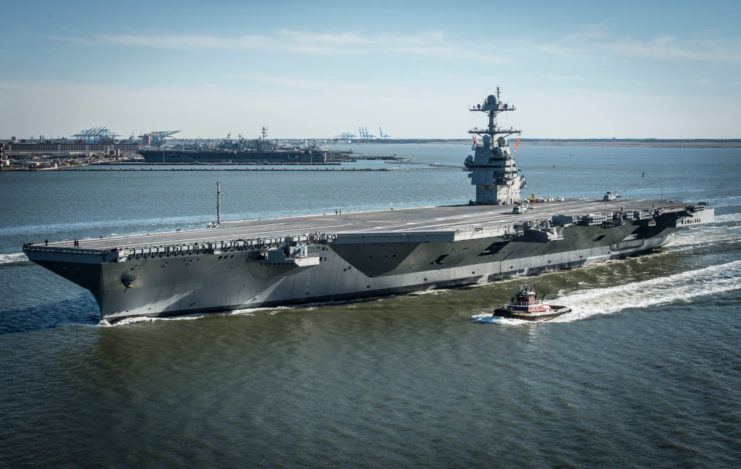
[1,145,740,467]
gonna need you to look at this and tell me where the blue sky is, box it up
[1,0,740,138]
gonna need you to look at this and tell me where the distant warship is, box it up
[24,90,714,322]
[139,127,343,163]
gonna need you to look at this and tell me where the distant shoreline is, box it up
[521,139,741,148]
[338,138,741,148]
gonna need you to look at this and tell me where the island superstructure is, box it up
[23,91,714,323]
[465,88,525,205]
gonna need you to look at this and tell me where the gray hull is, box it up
[24,200,713,323]
[139,149,324,163]
[22,92,716,323]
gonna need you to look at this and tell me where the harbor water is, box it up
[1,144,740,467]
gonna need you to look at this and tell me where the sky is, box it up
[1,0,740,139]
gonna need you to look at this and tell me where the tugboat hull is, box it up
[493,306,571,322]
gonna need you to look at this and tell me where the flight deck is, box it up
[31,198,685,252]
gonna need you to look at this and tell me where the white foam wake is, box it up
[410,288,447,296]
[0,252,29,265]
[471,313,526,325]
[550,260,741,322]
[99,313,207,327]
[98,305,292,326]
[473,260,741,325]
[667,220,741,250]
[714,212,741,223]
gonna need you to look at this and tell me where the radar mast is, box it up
[464,89,525,205]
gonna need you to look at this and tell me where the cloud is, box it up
[226,73,470,103]
[97,34,271,50]
[610,35,741,62]
[535,25,741,63]
[53,30,508,63]
[226,73,334,91]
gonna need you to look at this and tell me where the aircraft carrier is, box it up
[139,127,348,164]
[23,90,714,323]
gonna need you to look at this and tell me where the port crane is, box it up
[139,130,181,146]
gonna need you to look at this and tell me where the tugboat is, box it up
[491,284,570,321]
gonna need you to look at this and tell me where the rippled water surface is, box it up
[1,145,740,467]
